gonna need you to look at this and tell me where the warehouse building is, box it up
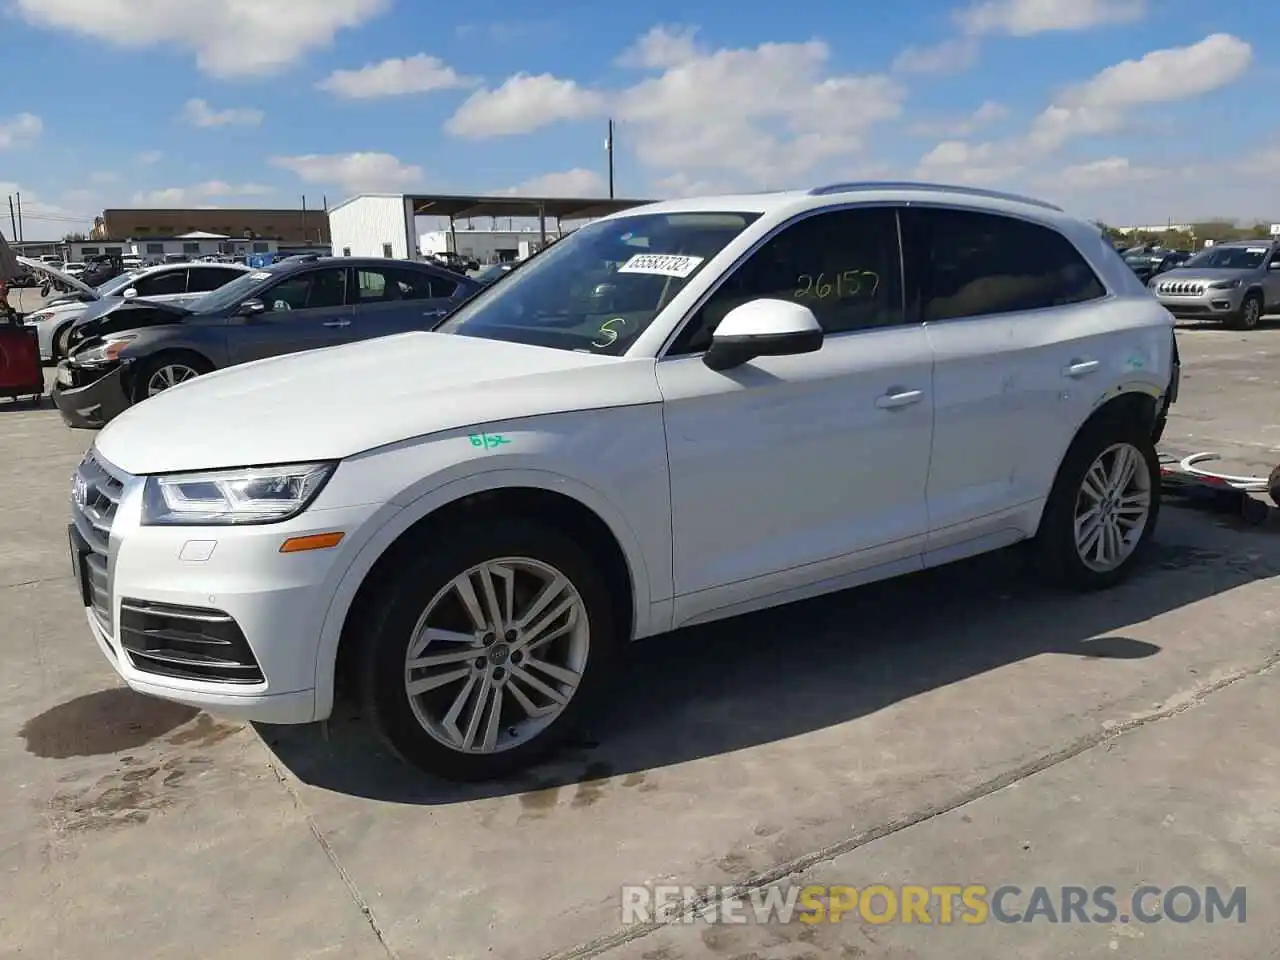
[91,206,330,245]
[327,193,651,261]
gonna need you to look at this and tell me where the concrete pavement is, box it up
[1,324,1279,958]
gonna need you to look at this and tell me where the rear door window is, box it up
[902,208,1106,322]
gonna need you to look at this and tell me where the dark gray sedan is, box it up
[51,255,480,428]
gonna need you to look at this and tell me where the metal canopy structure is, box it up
[407,193,652,222]
[403,192,654,257]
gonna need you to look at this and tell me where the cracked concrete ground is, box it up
[2,323,1279,959]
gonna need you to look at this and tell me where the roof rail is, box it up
[808,181,1062,212]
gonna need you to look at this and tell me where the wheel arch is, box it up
[314,471,653,719]
[1034,387,1160,534]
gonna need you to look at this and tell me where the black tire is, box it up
[356,516,620,781]
[130,351,213,403]
[1230,292,1262,330]
[53,323,74,360]
[1033,416,1161,590]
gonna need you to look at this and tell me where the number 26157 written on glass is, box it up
[794,271,880,299]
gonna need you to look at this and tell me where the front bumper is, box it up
[70,452,382,724]
[51,359,132,429]
[1152,283,1244,319]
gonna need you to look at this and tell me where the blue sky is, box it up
[0,0,1274,239]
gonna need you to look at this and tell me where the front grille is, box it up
[118,599,264,684]
[71,450,128,634]
[1158,281,1206,296]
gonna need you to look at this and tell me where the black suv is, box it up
[52,255,481,428]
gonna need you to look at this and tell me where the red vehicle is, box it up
[0,253,49,404]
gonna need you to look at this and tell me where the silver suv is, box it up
[1150,240,1280,329]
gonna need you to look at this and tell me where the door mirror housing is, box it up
[122,288,138,300]
[703,299,824,372]
[235,298,266,317]
[1268,260,1280,270]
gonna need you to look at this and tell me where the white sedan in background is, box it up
[24,261,249,361]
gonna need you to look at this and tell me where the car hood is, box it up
[94,332,660,475]
[15,256,99,299]
[73,296,190,336]
[1155,267,1254,285]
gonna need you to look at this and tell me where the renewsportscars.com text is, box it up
[621,884,1246,926]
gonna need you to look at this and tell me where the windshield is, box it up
[1184,246,1269,270]
[97,272,139,296]
[188,266,281,314]
[435,211,760,354]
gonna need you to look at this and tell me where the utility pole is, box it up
[605,118,615,198]
[300,194,307,246]
[7,196,15,241]
[15,192,23,241]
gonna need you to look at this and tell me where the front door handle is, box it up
[1062,359,1099,377]
[875,388,924,409]
[322,319,351,328]
[422,309,446,317]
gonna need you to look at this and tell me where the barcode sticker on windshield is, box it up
[1248,248,1267,254]
[249,271,273,280]
[617,254,704,278]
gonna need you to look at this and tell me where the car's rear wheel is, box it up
[132,351,212,402]
[1033,418,1160,590]
[357,517,619,780]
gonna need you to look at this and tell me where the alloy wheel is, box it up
[1073,442,1152,572]
[146,363,200,396]
[403,557,590,755]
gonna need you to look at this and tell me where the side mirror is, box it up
[39,284,50,297]
[1269,261,1280,270]
[122,288,138,300]
[703,299,824,372]
[235,298,266,317]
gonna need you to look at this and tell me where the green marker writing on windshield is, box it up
[469,433,510,449]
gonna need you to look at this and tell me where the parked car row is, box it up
[51,254,481,427]
[67,182,1178,781]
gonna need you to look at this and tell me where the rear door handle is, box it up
[322,319,351,328]
[875,389,924,409]
[1062,359,1099,377]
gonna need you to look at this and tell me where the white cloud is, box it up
[616,37,903,187]
[271,152,423,195]
[892,37,979,75]
[132,181,274,206]
[180,98,264,128]
[959,0,1145,35]
[915,139,1027,185]
[910,100,1008,137]
[446,74,606,137]
[503,169,607,197]
[616,24,701,69]
[0,113,42,149]
[1027,33,1251,149]
[317,53,474,99]
[1038,156,1161,192]
[13,0,389,77]
[137,150,162,164]
[89,171,119,184]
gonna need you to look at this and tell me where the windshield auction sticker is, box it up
[617,254,704,278]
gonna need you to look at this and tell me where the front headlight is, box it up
[26,311,54,324]
[141,462,336,526]
[1208,279,1241,289]
[72,335,136,364]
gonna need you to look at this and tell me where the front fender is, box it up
[309,466,661,721]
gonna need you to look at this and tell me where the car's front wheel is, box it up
[132,351,213,402]
[1231,292,1262,330]
[1033,418,1160,590]
[358,517,619,780]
